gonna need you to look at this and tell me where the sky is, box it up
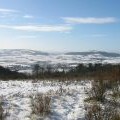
[0,0,120,52]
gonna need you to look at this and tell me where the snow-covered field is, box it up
[1,49,120,71]
[0,80,90,120]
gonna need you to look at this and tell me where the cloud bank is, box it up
[0,24,72,32]
[0,8,17,13]
[0,8,18,18]
[62,17,117,24]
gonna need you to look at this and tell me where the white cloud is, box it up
[0,8,18,13]
[62,17,117,24]
[0,8,18,18]
[23,15,34,19]
[0,24,72,32]
[0,9,35,19]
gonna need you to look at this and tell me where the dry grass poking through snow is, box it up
[30,92,51,119]
[0,97,9,120]
[85,103,120,120]
[0,99,4,120]
[84,79,120,120]
[0,80,91,120]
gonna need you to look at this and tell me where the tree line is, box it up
[0,66,27,80]
[32,63,120,81]
[0,63,120,80]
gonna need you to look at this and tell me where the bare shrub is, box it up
[30,93,51,117]
[112,80,120,99]
[85,103,120,120]
[85,104,102,120]
[0,97,8,120]
[87,80,106,102]
[0,101,4,120]
[84,79,120,120]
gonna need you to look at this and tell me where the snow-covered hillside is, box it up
[0,49,120,72]
[0,80,90,120]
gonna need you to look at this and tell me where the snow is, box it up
[1,49,120,70]
[0,80,90,120]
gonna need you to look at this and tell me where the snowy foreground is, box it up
[0,80,90,120]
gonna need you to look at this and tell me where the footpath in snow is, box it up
[0,80,90,120]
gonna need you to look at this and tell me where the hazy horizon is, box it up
[0,48,120,53]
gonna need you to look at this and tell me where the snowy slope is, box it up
[0,49,120,72]
[0,80,90,120]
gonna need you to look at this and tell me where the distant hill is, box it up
[65,51,120,57]
[0,49,49,56]
[0,49,120,73]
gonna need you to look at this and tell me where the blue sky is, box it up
[0,0,120,52]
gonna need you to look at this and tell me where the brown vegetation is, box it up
[30,93,51,118]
